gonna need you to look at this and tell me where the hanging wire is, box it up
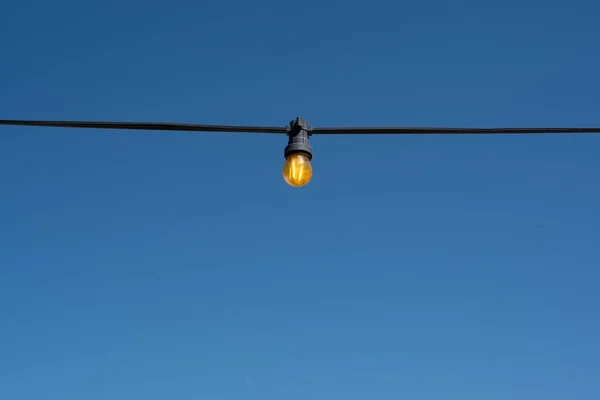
[2,119,600,135]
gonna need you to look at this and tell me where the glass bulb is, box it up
[282,153,312,187]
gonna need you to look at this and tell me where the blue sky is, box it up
[1,0,599,399]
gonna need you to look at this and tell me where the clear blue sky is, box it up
[1,1,599,399]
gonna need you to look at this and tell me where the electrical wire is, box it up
[0,120,286,134]
[2,119,600,135]
[312,127,600,134]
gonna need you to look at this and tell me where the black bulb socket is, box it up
[284,116,313,160]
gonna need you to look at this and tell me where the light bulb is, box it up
[282,152,312,187]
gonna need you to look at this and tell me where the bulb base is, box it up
[283,145,312,160]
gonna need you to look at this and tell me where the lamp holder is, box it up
[284,117,313,160]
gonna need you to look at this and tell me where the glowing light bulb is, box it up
[282,152,312,187]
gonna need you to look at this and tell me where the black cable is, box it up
[2,119,600,135]
[0,120,286,134]
[312,127,600,134]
